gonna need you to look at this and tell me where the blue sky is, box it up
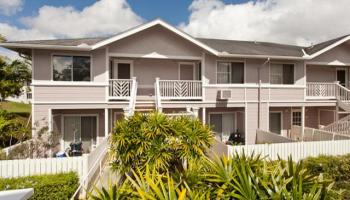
[0,0,248,28]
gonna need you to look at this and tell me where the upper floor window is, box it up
[270,63,294,84]
[216,61,244,84]
[53,55,91,81]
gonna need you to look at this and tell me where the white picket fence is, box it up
[0,136,109,184]
[228,139,350,161]
[0,156,87,179]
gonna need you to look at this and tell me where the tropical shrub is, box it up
[109,112,214,174]
[304,154,350,198]
[0,172,79,199]
[0,110,29,148]
[90,154,341,199]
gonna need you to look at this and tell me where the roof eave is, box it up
[0,43,92,51]
[305,35,350,59]
[217,52,306,60]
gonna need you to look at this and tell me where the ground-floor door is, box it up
[269,112,282,134]
[63,115,97,153]
[209,113,236,141]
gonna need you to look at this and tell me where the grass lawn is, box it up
[0,101,31,114]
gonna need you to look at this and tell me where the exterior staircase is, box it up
[321,83,350,135]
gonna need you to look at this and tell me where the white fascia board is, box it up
[0,43,92,51]
[304,35,350,59]
[91,19,219,55]
[217,52,306,60]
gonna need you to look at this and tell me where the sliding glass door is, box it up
[209,113,236,141]
[63,116,97,153]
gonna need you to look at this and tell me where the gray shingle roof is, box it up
[2,33,350,58]
[197,38,304,57]
[303,34,350,55]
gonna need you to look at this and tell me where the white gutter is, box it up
[0,43,92,51]
[217,52,307,60]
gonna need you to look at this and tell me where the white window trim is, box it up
[111,59,134,79]
[51,53,93,82]
[269,62,296,85]
[60,114,99,151]
[291,109,302,126]
[178,62,195,80]
[215,60,246,84]
[269,111,283,134]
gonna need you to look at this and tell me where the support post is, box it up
[202,107,206,124]
[104,108,109,137]
[192,107,199,118]
[301,106,305,141]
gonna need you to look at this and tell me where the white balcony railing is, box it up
[306,82,338,98]
[158,80,202,100]
[109,79,133,99]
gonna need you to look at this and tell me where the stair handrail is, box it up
[155,77,162,112]
[322,114,350,135]
[70,136,109,199]
[128,77,137,116]
[336,82,350,101]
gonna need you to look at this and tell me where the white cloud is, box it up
[0,0,23,16]
[180,0,350,46]
[0,0,143,41]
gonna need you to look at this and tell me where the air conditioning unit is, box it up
[219,90,232,99]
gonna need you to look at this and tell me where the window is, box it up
[292,111,302,126]
[270,63,294,84]
[53,55,91,81]
[217,62,244,84]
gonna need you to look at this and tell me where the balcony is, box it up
[109,78,203,101]
[306,82,338,99]
[157,80,202,100]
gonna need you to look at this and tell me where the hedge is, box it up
[304,154,350,198]
[0,172,79,199]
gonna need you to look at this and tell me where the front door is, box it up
[112,60,131,79]
[337,69,346,87]
[179,63,194,80]
[269,112,282,134]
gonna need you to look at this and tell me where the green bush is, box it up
[0,172,79,199]
[110,112,214,174]
[304,154,350,198]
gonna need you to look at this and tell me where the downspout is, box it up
[258,57,270,129]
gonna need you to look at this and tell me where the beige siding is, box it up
[108,25,203,57]
[34,86,106,102]
[92,48,107,82]
[306,65,336,82]
[204,87,245,102]
[269,88,305,101]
